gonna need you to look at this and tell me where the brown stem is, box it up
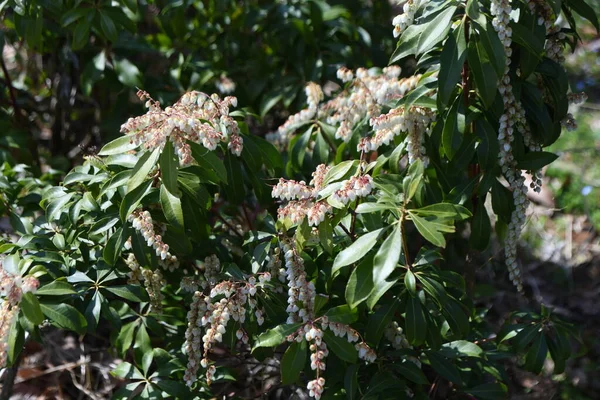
[400,212,412,269]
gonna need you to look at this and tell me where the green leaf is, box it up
[40,303,87,335]
[103,227,127,266]
[36,281,76,296]
[128,148,160,193]
[568,0,600,31]
[469,36,498,109]
[438,21,467,106]
[332,228,383,274]
[61,8,90,26]
[366,298,400,345]
[405,295,427,346]
[513,324,541,351]
[21,292,44,325]
[525,333,547,374]
[416,6,457,55]
[120,180,152,221]
[470,200,491,251]
[372,223,402,286]
[475,118,499,170]
[466,383,508,400]
[224,152,245,204]
[159,140,179,194]
[440,340,483,358]
[442,298,470,338]
[344,364,360,400]
[345,256,375,309]
[412,203,472,220]
[253,323,302,350]
[323,329,358,363]
[442,99,462,160]
[390,361,429,385]
[417,275,447,308]
[405,270,417,297]
[409,213,446,248]
[426,351,463,385]
[112,362,145,380]
[100,11,118,42]
[324,305,358,324]
[7,317,24,365]
[90,216,120,236]
[72,18,91,50]
[547,335,566,374]
[160,185,184,229]
[515,151,558,171]
[189,142,228,183]
[281,340,307,385]
[104,285,149,302]
[472,17,506,78]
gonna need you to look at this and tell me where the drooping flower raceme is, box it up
[0,259,39,367]
[120,90,242,166]
[128,210,180,271]
[392,0,430,38]
[272,166,333,227]
[363,105,435,165]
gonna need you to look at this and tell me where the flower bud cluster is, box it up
[307,377,326,400]
[336,67,354,83]
[128,210,180,271]
[320,68,421,143]
[125,253,143,284]
[330,175,373,205]
[0,260,39,367]
[183,269,270,386]
[281,241,315,323]
[120,90,242,166]
[310,164,331,191]
[385,322,411,350]
[272,178,314,201]
[491,0,532,291]
[392,0,430,38]
[322,317,376,363]
[273,167,333,227]
[561,113,578,131]
[266,83,323,147]
[142,268,165,311]
[364,106,434,164]
[568,92,587,105]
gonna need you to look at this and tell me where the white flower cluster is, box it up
[310,164,331,191]
[120,90,242,166]
[216,74,236,94]
[281,241,316,324]
[266,82,323,146]
[324,318,376,363]
[272,178,314,200]
[125,253,143,284]
[384,322,411,350]
[330,175,374,205]
[307,377,326,400]
[128,210,180,271]
[321,68,420,143]
[392,0,430,38]
[362,106,435,164]
[491,0,532,292]
[0,260,39,367]
[183,270,271,386]
[273,166,333,227]
[336,67,354,83]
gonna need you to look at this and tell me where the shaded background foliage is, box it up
[0,0,395,170]
[0,1,599,400]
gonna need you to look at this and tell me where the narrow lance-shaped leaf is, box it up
[332,228,383,274]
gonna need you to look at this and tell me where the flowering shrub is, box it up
[1,0,597,398]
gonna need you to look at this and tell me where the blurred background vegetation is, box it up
[0,0,599,399]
